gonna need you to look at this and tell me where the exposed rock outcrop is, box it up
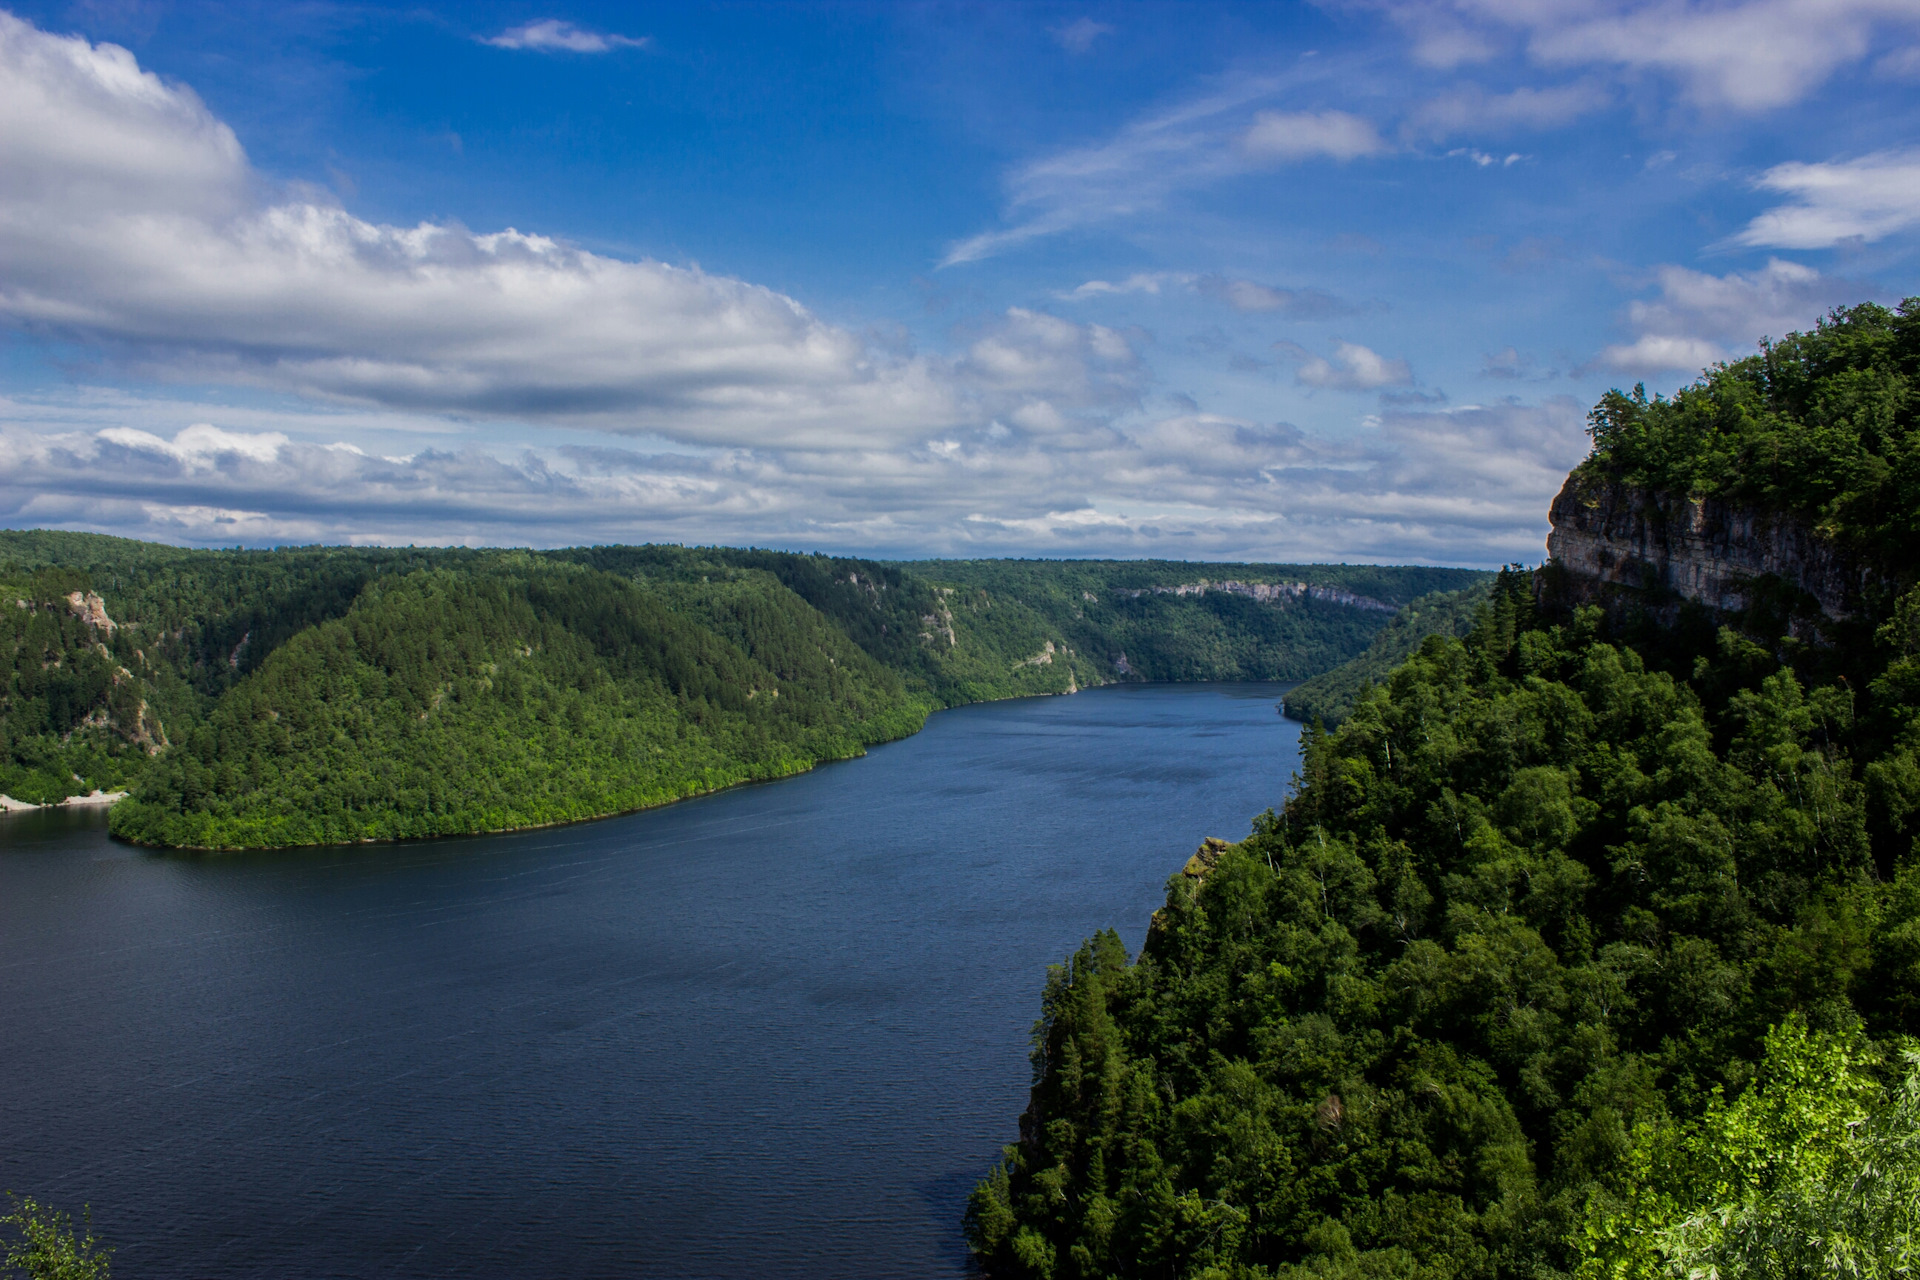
[1115,580,1396,613]
[66,590,116,632]
[1148,837,1234,939]
[1545,470,1871,622]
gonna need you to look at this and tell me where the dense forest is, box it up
[969,300,1920,1278]
[1,534,1465,847]
[908,561,1483,690]
[1280,583,1493,728]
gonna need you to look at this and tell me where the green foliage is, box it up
[4,533,1436,843]
[911,560,1488,692]
[1,1196,110,1280]
[972,562,1920,1279]
[1579,299,1920,562]
[108,559,923,848]
[1283,583,1495,727]
[1576,1016,1920,1280]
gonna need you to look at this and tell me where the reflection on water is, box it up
[0,684,1304,1279]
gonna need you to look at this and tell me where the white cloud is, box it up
[939,63,1371,266]
[1196,276,1355,317]
[1365,0,1920,111]
[1448,147,1523,167]
[1593,258,1864,371]
[0,10,1601,566]
[1592,334,1728,373]
[1406,81,1610,138]
[1059,272,1190,299]
[1522,0,1906,111]
[1242,109,1388,161]
[482,20,649,53]
[1057,272,1354,317]
[1732,148,1920,248]
[0,388,1588,565]
[1285,341,1413,390]
[1052,18,1114,54]
[0,13,1114,449]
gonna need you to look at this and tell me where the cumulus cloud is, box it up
[1731,148,1920,248]
[0,9,1598,566]
[482,20,649,53]
[1051,18,1114,54]
[1283,341,1413,390]
[0,12,1158,449]
[1242,110,1388,161]
[1593,258,1865,372]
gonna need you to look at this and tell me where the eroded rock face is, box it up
[65,590,116,633]
[1546,470,1866,620]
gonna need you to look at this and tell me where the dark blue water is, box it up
[0,684,1304,1279]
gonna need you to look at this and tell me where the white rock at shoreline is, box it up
[0,790,129,812]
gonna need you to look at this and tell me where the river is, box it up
[0,683,1306,1278]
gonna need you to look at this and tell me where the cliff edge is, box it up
[1544,468,1871,623]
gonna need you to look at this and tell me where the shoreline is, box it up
[0,789,128,813]
[102,680,1303,854]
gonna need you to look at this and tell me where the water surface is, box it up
[0,683,1305,1278]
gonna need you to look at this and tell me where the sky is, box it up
[0,1,1917,566]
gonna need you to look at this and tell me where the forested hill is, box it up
[968,300,1920,1279]
[1279,581,1493,726]
[1,533,1461,847]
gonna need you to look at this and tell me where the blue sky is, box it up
[1,1,1917,564]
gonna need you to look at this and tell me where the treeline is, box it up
[906,560,1485,691]
[970,301,1920,1278]
[1585,298,1919,565]
[2,533,1460,847]
[1280,582,1492,727]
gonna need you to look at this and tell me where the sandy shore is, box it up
[0,790,129,812]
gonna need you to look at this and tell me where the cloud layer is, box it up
[0,10,1625,567]
[0,12,957,448]
[0,393,1590,564]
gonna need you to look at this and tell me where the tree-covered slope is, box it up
[1580,298,1919,567]
[109,559,922,849]
[970,571,1920,1278]
[906,560,1487,688]
[969,302,1920,1280]
[4,535,1459,845]
[1281,582,1494,727]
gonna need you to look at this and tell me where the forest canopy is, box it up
[0,533,1467,847]
[969,302,1920,1279]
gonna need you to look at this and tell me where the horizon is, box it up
[0,524,1486,571]
[1,1,1917,567]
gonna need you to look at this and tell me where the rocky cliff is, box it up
[1545,468,1871,622]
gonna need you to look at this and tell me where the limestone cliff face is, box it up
[1546,469,1868,620]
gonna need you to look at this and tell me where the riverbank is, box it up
[0,788,127,812]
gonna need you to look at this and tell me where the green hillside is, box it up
[2,534,1461,848]
[969,300,1920,1279]
[1280,582,1494,727]
[905,560,1487,687]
